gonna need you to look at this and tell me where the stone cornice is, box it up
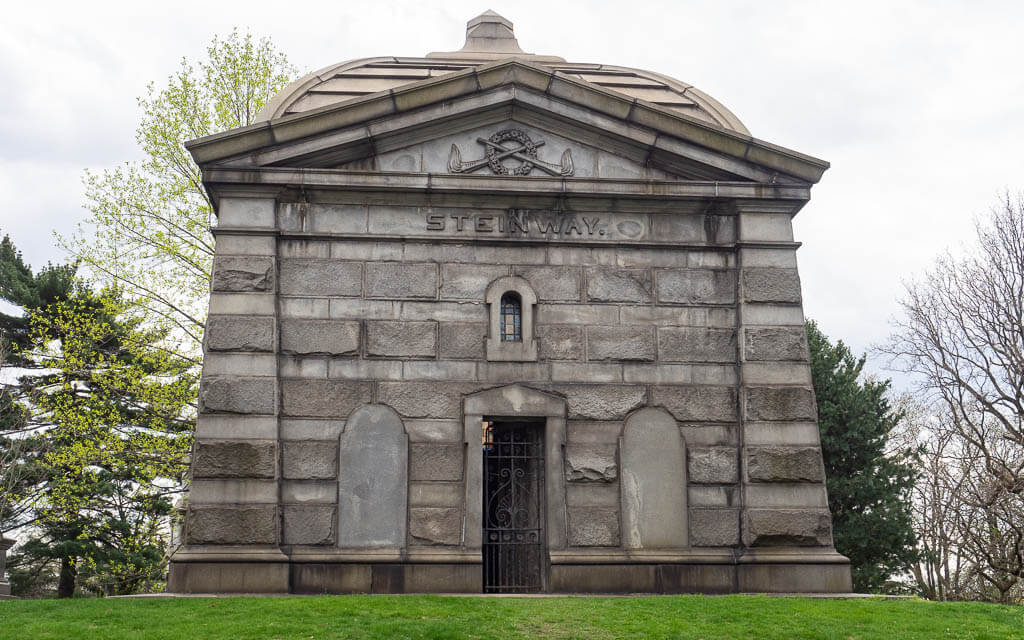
[187,59,829,184]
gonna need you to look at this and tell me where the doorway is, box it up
[481,420,545,593]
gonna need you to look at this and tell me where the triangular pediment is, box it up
[187,59,827,185]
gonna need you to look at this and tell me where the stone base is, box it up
[168,547,851,595]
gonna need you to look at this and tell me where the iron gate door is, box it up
[482,422,545,593]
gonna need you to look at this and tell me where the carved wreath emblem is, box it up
[448,128,575,176]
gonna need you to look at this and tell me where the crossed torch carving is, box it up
[448,128,575,177]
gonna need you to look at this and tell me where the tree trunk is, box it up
[57,557,77,599]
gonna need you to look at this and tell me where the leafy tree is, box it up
[59,30,296,356]
[807,320,919,593]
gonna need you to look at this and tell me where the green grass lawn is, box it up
[0,595,1020,640]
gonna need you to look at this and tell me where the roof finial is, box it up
[461,10,523,54]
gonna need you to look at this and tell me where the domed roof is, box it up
[256,11,749,134]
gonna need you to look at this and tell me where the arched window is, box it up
[485,276,538,361]
[500,293,522,342]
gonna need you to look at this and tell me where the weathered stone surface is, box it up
[688,447,738,484]
[338,405,408,547]
[690,509,740,547]
[409,482,463,507]
[516,266,581,301]
[281,380,372,418]
[650,386,737,422]
[586,267,652,303]
[568,507,620,546]
[378,382,479,419]
[620,407,687,548]
[366,320,437,358]
[188,506,276,545]
[199,377,275,415]
[439,322,486,359]
[281,320,360,355]
[280,260,362,296]
[210,256,274,292]
[746,387,816,421]
[744,509,833,547]
[565,444,617,482]
[409,507,461,545]
[743,269,802,304]
[212,256,274,292]
[587,326,655,361]
[439,263,508,299]
[747,447,824,483]
[409,443,463,481]
[657,269,735,305]
[537,325,583,360]
[557,384,645,420]
[206,316,275,352]
[658,327,736,363]
[192,440,276,478]
[744,327,808,361]
[365,263,437,299]
[282,441,338,480]
[283,505,336,545]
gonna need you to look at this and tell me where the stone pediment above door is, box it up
[189,60,827,186]
[348,121,686,180]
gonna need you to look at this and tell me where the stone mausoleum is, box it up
[168,12,852,594]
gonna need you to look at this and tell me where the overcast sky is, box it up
[2,0,1022,389]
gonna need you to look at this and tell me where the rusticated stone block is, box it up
[556,384,646,420]
[439,263,507,300]
[688,448,738,484]
[743,268,802,304]
[199,377,275,415]
[206,316,275,352]
[282,441,338,480]
[746,387,816,421]
[658,327,736,363]
[690,509,740,547]
[747,447,825,482]
[439,323,486,359]
[211,256,274,292]
[565,444,617,482]
[744,509,833,547]
[409,443,463,481]
[744,327,808,361]
[188,505,277,545]
[366,320,437,358]
[656,269,735,305]
[516,266,581,301]
[409,507,461,545]
[568,507,620,546]
[587,326,655,362]
[281,320,360,356]
[585,267,652,303]
[192,440,276,478]
[650,386,737,422]
[537,325,583,360]
[280,259,362,296]
[282,505,336,545]
[281,380,372,418]
[378,382,480,419]
[365,263,437,299]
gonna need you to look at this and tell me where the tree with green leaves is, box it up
[60,30,296,357]
[807,320,919,593]
[1,234,197,597]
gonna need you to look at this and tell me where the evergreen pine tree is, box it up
[807,320,919,592]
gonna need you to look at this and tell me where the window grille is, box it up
[500,293,522,342]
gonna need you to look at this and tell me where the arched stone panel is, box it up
[620,407,687,548]
[337,405,408,547]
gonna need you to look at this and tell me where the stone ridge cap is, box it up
[186,58,828,181]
